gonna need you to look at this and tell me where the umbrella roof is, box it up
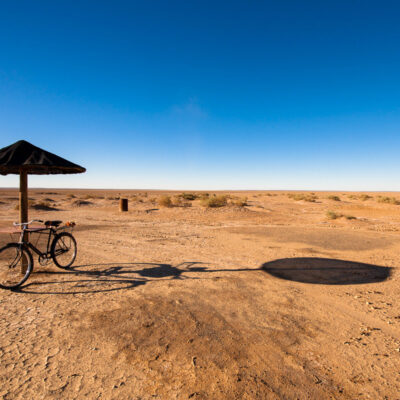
[0,140,86,175]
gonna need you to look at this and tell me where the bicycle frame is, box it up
[16,226,57,260]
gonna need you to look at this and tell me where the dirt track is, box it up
[0,190,399,399]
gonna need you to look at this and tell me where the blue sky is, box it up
[1,1,400,190]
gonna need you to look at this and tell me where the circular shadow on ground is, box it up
[261,257,392,285]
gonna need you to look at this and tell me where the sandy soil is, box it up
[0,189,399,399]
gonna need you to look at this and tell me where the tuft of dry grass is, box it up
[179,193,198,201]
[201,195,228,208]
[158,195,173,207]
[327,195,341,202]
[199,193,210,200]
[288,193,318,202]
[326,210,357,221]
[326,210,340,220]
[72,200,92,207]
[231,197,248,207]
[32,201,56,211]
[377,196,400,205]
[359,194,372,201]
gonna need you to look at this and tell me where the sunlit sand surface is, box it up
[0,189,399,399]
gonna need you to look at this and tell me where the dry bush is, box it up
[201,195,228,208]
[158,195,173,207]
[288,193,317,202]
[72,200,92,207]
[326,210,340,220]
[172,195,183,206]
[172,196,192,207]
[32,201,56,211]
[359,194,372,201]
[328,195,341,202]
[179,192,198,201]
[347,194,358,200]
[377,196,400,205]
[326,210,356,220]
[231,196,248,207]
[199,193,210,200]
[67,193,76,199]
[84,194,103,200]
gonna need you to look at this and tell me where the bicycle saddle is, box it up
[44,220,62,227]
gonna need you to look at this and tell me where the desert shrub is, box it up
[326,210,340,220]
[232,196,248,207]
[84,194,103,199]
[199,193,210,200]
[377,196,400,205]
[172,195,182,206]
[158,195,172,207]
[72,200,92,207]
[179,192,198,201]
[32,201,57,211]
[201,195,228,208]
[36,201,50,208]
[288,193,318,202]
[347,194,358,200]
[67,193,76,199]
[359,194,372,201]
[326,211,356,220]
[328,195,341,202]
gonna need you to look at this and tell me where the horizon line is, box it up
[1,187,400,193]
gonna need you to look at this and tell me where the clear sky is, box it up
[1,1,400,190]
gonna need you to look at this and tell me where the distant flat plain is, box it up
[0,189,399,399]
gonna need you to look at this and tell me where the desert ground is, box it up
[0,189,399,399]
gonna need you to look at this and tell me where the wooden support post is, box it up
[119,198,128,212]
[19,170,28,274]
[19,170,28,224]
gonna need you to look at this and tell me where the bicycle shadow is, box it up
[15,261,239,295]
[14,257,392,295]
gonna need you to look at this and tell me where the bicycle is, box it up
[0,219,77,289]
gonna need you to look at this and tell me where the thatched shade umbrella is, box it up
[0,140,86,224]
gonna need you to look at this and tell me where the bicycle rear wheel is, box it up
[51,232,77,269]
[0,243,33,289]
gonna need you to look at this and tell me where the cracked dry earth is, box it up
[0,189,400,399]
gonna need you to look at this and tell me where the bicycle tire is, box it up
[51,232,77,269]
[0,243,33,289]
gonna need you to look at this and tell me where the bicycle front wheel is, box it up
[51,232,77,269]
[0,243,33,289]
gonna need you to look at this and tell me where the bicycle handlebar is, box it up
[13,219,44,227]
